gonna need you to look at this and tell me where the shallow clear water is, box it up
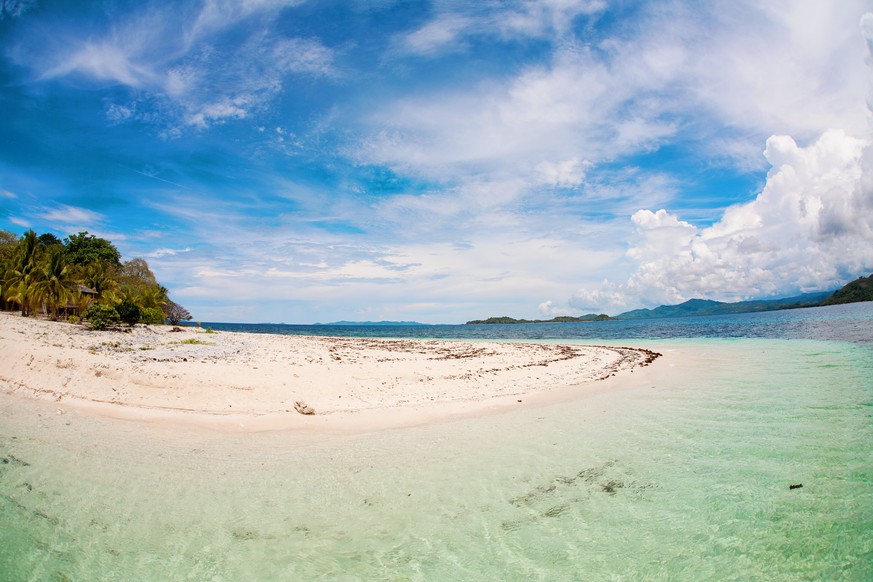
[1,336,872,580]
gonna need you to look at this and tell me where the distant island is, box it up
[466,274,872,324]
[314,321,425,326]
[467,314,614,325]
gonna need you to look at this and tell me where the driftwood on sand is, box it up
[294,400,315,415]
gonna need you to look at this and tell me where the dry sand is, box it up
[0,313,660,433]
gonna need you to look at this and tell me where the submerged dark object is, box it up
[789,483,803,490]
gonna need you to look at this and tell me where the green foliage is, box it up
[140,307,165,325]
[0,230,17,248]
[37,233,62,248]
[33,246,78,320]
[82,304,121,330]
[82,260,119,303]
[63,231,121,267]
[116,297,142,327]
[1,230,187,324]
[5,230,41,316]
[67,315,81,324]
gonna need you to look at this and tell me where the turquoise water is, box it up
[1,337,872,580]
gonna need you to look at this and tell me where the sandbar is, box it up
[0,313,661,433]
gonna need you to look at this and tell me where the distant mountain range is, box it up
[314,320,425,326]
[466,273,873,324]
[614,291,832,320]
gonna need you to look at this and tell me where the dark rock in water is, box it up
[789,483,803,490]
[1,455,30,467]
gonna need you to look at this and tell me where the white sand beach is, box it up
[0,313,660,433]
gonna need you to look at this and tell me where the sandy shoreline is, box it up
[0,312,660,433]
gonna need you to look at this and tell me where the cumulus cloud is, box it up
[570,130,873,311]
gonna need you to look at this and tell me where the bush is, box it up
[82,304,121,330]
[140,307,165,325]
[164,301,192,326]
[116,298,142,327]
[67,315,81,324]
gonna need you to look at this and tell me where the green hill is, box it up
[616,292,832,320]
[820,274,873,305]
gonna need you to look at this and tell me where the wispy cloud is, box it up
[0,0,36,20]
[39,204,104,226]
[17,1,335,134]
[400,14,475,56]
[397,0,608,56]
[148,247,192,258]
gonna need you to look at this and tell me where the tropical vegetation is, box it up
[820,274,873,305]
[0,229,191,328]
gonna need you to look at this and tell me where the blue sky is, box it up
[2,0,872,323]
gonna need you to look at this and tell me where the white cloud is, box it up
[401,14,474,56]
[1,189,16,199]
[679,1,870,144]
[186,0,303,44]
[1,0,37,20]
[536,158,590,187]
[39,204,104,226]
[570,130,873,312]
[396,0,608,58]
[538,299,584,317]
[363,1,870,188]
[19,1,334,133]
[148,247,192,258]
[40,41,159,87]
[272,37,336,76]
[185,97,251,128]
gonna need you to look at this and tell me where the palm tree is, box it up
[82,260,120,305]
[33,246,78,320]
[140,284,169,310]
[6,230,41,316]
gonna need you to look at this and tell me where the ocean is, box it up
[1,302,871,580]
[192,301,873,344]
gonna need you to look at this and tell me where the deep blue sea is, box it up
[195,301,873,344]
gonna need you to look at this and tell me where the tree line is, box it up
[0,229,192,328]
